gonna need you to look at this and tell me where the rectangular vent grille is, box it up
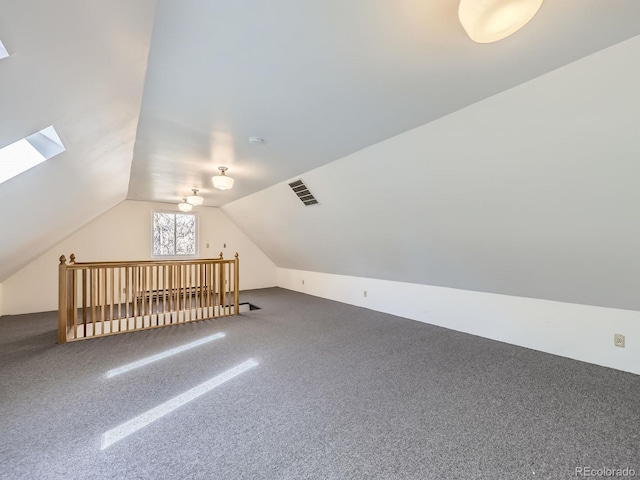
[288,179,318,206]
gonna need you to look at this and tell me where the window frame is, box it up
[151,209,199,259]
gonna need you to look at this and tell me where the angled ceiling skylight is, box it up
[0,126,65,185]
[0,40,8,59]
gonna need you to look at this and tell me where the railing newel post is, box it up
[58,255,68,344]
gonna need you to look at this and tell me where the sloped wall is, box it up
[0,0,157,283]
[0,200,276,315]
[223,35,640,312]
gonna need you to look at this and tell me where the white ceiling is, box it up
[129,0,640,206]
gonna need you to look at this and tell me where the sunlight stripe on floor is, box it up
[105,332,226,378]
[101,358,258,450]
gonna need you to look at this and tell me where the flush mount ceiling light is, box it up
[459,0,544,43]
[212,166,234,190]
[186,188,204,206]
[178,198,193,212]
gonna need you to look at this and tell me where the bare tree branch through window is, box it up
[153,212,197,256]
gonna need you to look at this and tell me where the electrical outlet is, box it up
[614,334,625,348]
[363,290,367,297]
[301,279,305,285]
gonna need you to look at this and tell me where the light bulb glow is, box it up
[178,200,193,212]
[186,194,203,206]
[459,0,544,43]
[212,168,234,190]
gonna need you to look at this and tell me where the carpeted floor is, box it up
[1,287,638,479]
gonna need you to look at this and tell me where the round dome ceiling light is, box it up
[458,0,544,44]
[186,188,204,206]
[178,198,193,212]
[212,166,234,190]
[248,137,265,145]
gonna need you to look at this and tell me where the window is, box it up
[152,211,198,257]
[0,40,8,60]
[0,125,66,185]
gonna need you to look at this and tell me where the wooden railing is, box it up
[58,253,239,343]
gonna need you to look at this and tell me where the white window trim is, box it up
[151,209,199,259]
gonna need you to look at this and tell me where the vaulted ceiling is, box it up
[0,0,156,280]
[129,0,640,206]
[1,1,639,309]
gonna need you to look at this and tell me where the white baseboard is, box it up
[277,268,640,375]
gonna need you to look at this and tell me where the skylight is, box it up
[0,126,65,185]
[0,40,8,59]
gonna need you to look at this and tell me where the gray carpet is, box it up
[1,287,638,479]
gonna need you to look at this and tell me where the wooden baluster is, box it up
[178,264,183,322]
[116,267,120,327]
[142,265,147,317]
[185,263,189,321]
[155,264,160,322]
[187,263,191,321]
[183,263,188,321]
[198,263,204,319]
[168,264,174,322]
[146,265,151,323]
[234,253,239,315]
[147,264,152,321]
[70,268,77,340]
[82,269,87,335]
[134,266,139,321]
[109,267,114,330]
[219,262,222,316]
[192,263,196,319]
[228,260,231,315]
[207,262,212,317]
[100,267,104,333]
[125,266,130,322]
[162,265,167,322]
[90,268,96,336]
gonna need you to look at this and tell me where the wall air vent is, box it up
[288,179,318,206]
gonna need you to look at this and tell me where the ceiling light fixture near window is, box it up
[212,166,234,190]
[0,40,8,59]
[178,198,193,212]
[186,188,204,206]
[248,137,264,145]
[458,0,544,43]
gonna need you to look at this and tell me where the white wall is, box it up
[278,268,640,375]
[0,200,276,315]
[224,35,640,312]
